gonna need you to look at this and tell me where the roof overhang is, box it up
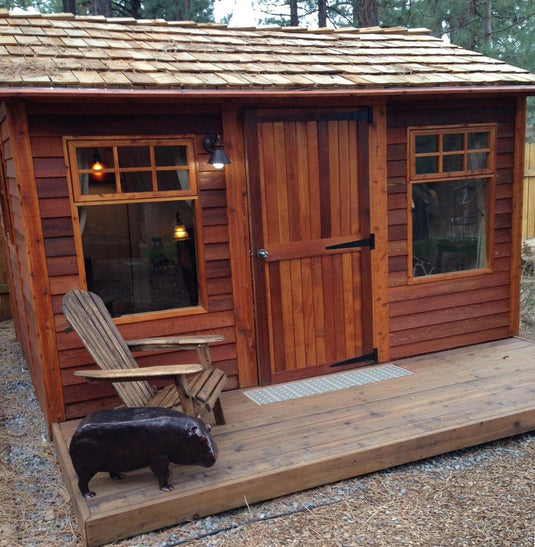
[1,85,535,103]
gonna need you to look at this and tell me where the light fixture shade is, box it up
[91,151,104,178]
[203,134,230,169]
[209,147,231,169]
[173,222,189,241]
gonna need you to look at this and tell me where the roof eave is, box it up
[1,84,535,102]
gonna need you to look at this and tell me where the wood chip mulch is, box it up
[1,294,534,547]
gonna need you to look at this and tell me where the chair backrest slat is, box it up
[62,291,155,406]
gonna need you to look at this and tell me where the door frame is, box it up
[244,107,378,385]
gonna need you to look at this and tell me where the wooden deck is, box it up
[53,337,535,547]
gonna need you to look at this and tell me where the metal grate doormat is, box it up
[244,364,413,405]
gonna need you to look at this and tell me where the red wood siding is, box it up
[0,108,29,358]
[386,99,516,359]
[0,103,65,425]
[28,108,238,420]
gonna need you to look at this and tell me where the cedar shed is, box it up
[0,12,534,430]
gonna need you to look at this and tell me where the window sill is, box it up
[408,267,493,285]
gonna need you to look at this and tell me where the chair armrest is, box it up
[126,335,225,352]
[74,364,203,383]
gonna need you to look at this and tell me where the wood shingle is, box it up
[0,11,533,92]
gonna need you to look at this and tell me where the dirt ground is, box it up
[1,255,534,546]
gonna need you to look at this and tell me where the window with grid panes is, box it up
[408,125,496,280]
[65,137,204,316]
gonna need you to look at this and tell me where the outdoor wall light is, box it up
[203,134,230,169]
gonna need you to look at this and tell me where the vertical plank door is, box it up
[246,109,374,384]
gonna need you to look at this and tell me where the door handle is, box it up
[256,249,269,260]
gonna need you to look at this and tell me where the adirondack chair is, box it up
[62,290,227,424]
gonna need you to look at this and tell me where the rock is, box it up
[44,509,55,522]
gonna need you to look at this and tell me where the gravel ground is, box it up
[1,300,534,545]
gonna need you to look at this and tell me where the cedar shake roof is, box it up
[1,10,534,92]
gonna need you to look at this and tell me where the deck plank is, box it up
[53,337,535,546]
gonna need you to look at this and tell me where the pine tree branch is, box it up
[326,5,353,27]
[489,10,535,36]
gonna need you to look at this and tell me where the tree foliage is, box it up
[142,0,214,22]
[3,0,215,21]
[378,0,535,72]
[258,1,534,74]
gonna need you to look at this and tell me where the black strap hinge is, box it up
[330,348,378,368]
[326,233,375,251]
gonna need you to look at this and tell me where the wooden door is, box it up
[246,109,375,385]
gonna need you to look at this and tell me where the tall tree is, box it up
[142,0,214,21]
[377,0,535,72]
[62,0,76,14]
[260,0,380,28]
[318,0,327,27]
[90,0,111,16]
[290,0,298,25]
[357,0,378,27]
[482,0,492,48]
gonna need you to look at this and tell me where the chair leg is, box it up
[174,376,195,417]
[196,344,212,368]
[212,399,225,425]
[196,344,225,424]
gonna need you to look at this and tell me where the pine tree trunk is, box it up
[63,0,76,14]
[318,0,327,27]
[290,0,298,26]
[90,0,112,17]
[129,0,142,19]
[176,0,191,21]
[482,0,492,48]
[357,0,378,27]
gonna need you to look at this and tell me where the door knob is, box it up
[256,249,269,259]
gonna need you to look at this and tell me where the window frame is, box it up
[407,124,497,284]
[66,136,198,204]
[64,135,208,321]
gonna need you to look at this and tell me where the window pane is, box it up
[415,135,438,153]
[442,133,463,152]
[443,154,463,172]
[157,170,190,192]
[467,152,488,170]
[79,200,198,315]
[76,147,114,170]
[79,173,116,195]
[155,146,188,167]
[121,172,153,193]
[78,147,115,195]
[118,146,150,168]
[416,156,438,174]
[412,179,488,278]
[468,132,489,150]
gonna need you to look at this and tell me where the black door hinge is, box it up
[325,233,375,251]
[330,348,378,368]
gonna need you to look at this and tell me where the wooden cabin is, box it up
[0,11,534,430]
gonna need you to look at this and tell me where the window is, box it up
[65,137,204,317]
[408,125,496,281]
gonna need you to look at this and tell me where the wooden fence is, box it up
[523,142,535,240]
